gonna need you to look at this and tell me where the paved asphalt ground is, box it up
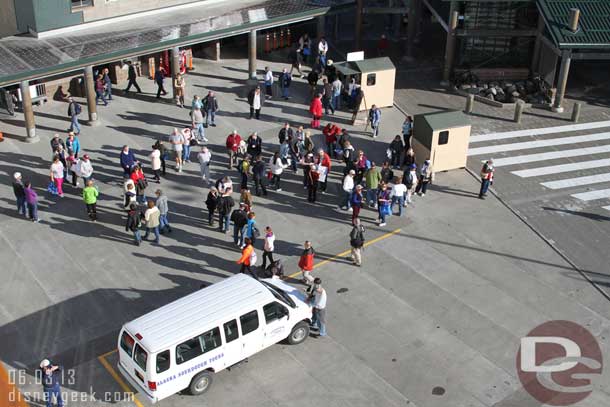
[0,51,609,407]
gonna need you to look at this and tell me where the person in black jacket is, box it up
[124,61,142,93]
[217,191,235,233]
[230,203,249,246]
[247,86,264,119]
[205,187,219,226]
[278,122,293,145]
[125,203,142,245]
[389,135,404,169]
[252,155,268,196]
[246,132,262,157]
[307,70,319,99]
[203,91,219,127]
[39,359,65,407]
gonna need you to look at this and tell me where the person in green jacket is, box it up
[364,162,382,207]
[82,180,99,222]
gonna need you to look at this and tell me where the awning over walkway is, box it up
[0,0,330,87]
[537,0,610,49]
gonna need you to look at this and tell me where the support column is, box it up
[248,29,257,80]
[553,50,572,112]
[20,81,38,143]
[334,14,340,41]
[441,3,459,85]
[355,0,363,50]
[215,40,221,61]
[83,66,98,125]
[531,15,545,74]
[171,46,181,101]
[316,15,325,40]
[406,0,419,59]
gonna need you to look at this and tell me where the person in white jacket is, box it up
[76,154,94,186]
[261,226,276,269]
[269,152,287,191]
[340,169,355,210]
[149,148,161,183]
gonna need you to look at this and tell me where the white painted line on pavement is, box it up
[541,173,610,190]
[492,145,610,167]
[511,158,610,178]
[468,132,610,156]
[571,188,610,201]
[470,120,610,143]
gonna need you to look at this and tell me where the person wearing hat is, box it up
[307,277,327,336]
[350,184,364,225]
[39,359,64,407]
[50,134,65,155]
[390,176,407,217]
[155,189,171,234]
[65,132,81,158]
[479,159,495,199]
[340,169,356,211]
[12,172,26,217]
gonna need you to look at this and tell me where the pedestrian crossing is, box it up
[469,120,610,212]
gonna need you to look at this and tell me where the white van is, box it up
[117,274,312,403]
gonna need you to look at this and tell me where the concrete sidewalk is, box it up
[0,52,608,407]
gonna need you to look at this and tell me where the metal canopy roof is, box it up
[333,57,396,75]
[537,0,610,49]
[418,110,471,131]
[0,0,330,87]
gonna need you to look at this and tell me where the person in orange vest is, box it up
[237,237,256,277]
[479,159,495,199]
[298,240,316,284]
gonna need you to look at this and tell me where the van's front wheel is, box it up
[287,321,310,345]
[189,371,213,395]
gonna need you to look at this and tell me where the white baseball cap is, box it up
[40,359,50,368]
[13,172,21,179]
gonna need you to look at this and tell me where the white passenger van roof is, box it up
[124,274,276,353]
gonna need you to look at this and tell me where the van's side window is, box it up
[176,327,222,365]
[224,320,239,343]
[156,350,170,373]
[120,331,135,357]
[240,310,259,335]
[263,302,288,324]
[133,344,148,371]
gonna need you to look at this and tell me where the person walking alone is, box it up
[261,226,275,269]
[124,60,142,93]
[197,146,212,186]
[174,74,186,107]
[248,86,264,119]
[299,241,316,284]
[82,180,99,222]
[308,277,327,337]
[415,159,433,197]
[203,91,219,127]
[369,104,381,138]
[349,219,365,266]
[155,67,167,98]
[67,97,82,134]
[264,67,274,99]
[479,159,495,199]
[278,68,292,100]
[12,172,26,217]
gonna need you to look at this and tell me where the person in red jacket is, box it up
[309,94,323,129]
[323,123,341,158]
[130,165,147,204]
[226,130,241,169]
[298,240,316,284]
[315,149,331,193]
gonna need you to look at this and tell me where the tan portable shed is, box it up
[411,111,472,172]
[333,57,396,111]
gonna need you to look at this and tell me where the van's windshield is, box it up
[260,281,296,308]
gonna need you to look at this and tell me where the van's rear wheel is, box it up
[287,321,310,345]
[189,371,213,395]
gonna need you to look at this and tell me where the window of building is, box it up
[133,344,148,371]
[263,302,288,324]
[224,320,239,343]
[240,310,259,335]
[439,130,449,145]
[366,73,376,86]
[156,350,170,373]
[176,327,222,365]
[71,0,94,9]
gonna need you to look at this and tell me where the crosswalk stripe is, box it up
[470,120,610,143]
[491,144,610,167]
[468,132,610,156]
[541,173,610,190]
[571,188,610,201]
[511,158,610,178]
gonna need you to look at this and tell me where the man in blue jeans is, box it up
[67,97,81,134]
[231,203,248,246]
[479,159,495,199]
[40,359,64,407]
[308,278,327,337]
